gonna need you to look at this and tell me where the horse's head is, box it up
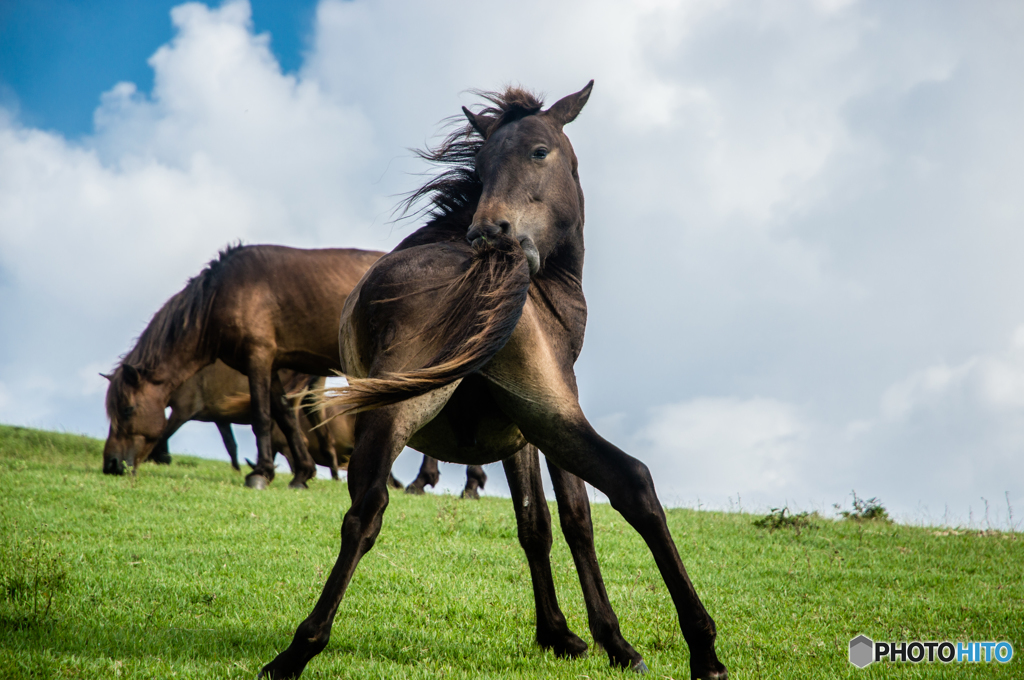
[102,363,169,474]
[465,81,593,276]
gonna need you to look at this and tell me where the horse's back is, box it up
[207,245,385,373]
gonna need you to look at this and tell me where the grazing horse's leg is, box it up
[148,436,173,464]
[215,421,240,471]
[502,445,588,658]
[404,455,440,494]
[523,417,726,680]
[258,385,457,679]
[546,461,644,670]
[301,389,341,480]
[268,371,317,489]
[461,465,487,499]
[244,356,278,489]
[149,403,191,464]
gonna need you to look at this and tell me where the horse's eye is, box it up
[532,147,548,160]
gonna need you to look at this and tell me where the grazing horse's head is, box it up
[102,363,169,474]
[464,81,593,276]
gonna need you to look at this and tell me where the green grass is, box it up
[1,423,1021,679]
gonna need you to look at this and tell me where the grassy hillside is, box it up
[1,423,1021,678]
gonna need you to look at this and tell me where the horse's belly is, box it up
[407,419,526,465]
[407,376,527,464]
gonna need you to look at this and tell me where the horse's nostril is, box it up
[497,220,511,234]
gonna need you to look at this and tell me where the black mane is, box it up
[106,244,243,424]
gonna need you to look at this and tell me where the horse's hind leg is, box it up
[268,372,317,489]
[215,421,240,470]
[301,387,340,479]
[259,386,457,679]
[531,421,726,680]
[502,445,587,658]
[461,464,487,499]
[405,454,440,494]
[547,461,644,669]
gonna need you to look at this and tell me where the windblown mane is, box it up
[320,88,546,415]
[106,244,241,425]
[398,87,545,223]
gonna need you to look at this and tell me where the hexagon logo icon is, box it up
[849,635,874,668]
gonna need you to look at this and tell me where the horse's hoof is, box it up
[405,485,425,495]
[288,479,309,490]
[631,660,649,673]
[460,488,480,500]
[245,474,270,490]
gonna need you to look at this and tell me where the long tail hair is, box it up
[320,233,530,415]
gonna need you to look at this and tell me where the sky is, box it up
[2,0,1023,528]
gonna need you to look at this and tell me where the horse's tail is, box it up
[320,234,531,415]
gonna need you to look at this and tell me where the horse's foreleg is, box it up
[244,358,277,489]
[546,461,643,669]
[404,454,440,494]
[461,464,487,499]
[526,417,726,680]
[258,390,453,680]
[149,406,188,464]
[269,372,317,489]
[502,445,588,658]
[215,421,240,471]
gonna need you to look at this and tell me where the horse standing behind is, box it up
[259,83,727,679]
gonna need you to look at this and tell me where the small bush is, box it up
[834,490,890,522]
[753,506,817,535]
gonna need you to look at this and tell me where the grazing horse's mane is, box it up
[400,87,545,223]
[106,244,242,425]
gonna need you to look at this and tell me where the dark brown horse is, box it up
[259,84,727,679]
[102,246,384,489]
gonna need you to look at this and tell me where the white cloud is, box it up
[881,325,1024,420]
[633,397,810,505]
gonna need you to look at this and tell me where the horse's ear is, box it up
[99,372,113,382]
[463,106,495,138]
[546,80,594,128]
[122,364,141,388]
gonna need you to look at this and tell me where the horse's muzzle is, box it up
[103,457,126,475]
[467,221,504,246]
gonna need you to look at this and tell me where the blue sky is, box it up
[1,0,1023,526]
[0,1,317,135]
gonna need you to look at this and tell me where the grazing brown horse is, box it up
[143,359,252,470]
[132,360,343,476]
[102,246,384,489]
[259,83,727,679]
